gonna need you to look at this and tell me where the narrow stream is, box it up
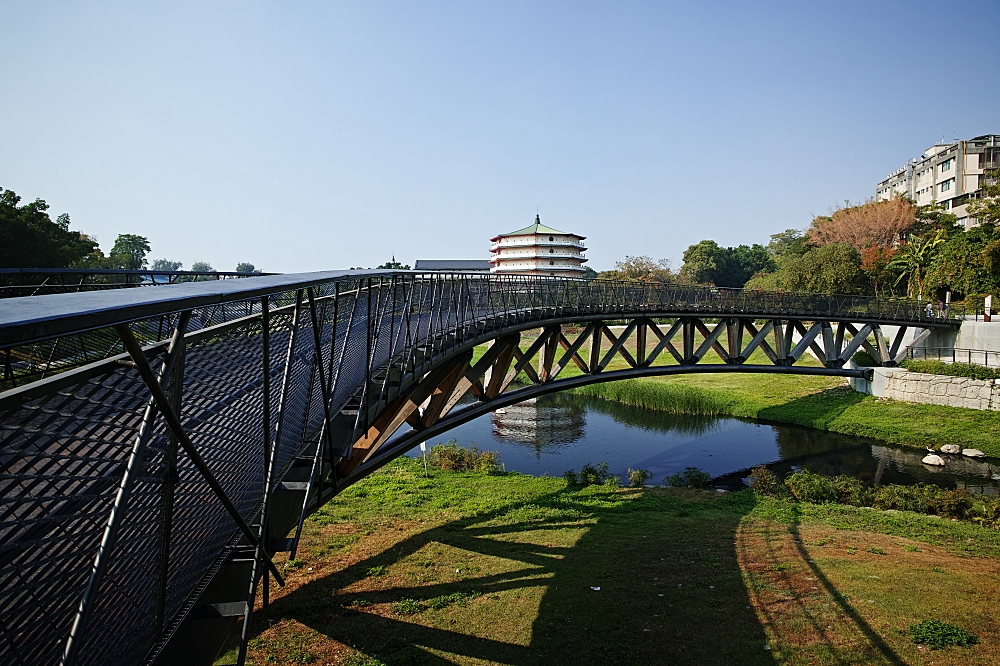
[406,392,1000,495]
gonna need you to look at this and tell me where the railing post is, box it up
[154,310,192,636]
[63,314,190,666]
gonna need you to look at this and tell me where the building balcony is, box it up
[491,239,587,251]
[491,252,586,262]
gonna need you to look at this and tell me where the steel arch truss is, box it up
[328,315,907,493]
[0,270,951,666]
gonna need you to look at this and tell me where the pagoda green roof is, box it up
[496,215,580,238]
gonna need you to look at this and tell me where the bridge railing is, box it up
[0,270,963,666]
[0,268,270,299]
[0,271,959,388]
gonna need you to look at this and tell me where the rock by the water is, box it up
[940,444,961,454]
[962,448,987,458]
[922,454,946,466]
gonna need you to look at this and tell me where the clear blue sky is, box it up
[2,1,997,272]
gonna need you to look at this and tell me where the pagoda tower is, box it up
[489,216,588,277]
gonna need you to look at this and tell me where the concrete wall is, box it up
[851,366,1000,411]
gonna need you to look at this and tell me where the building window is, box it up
[549,249,554,253]
[549,236,553,241]
[940,180,952,193]
[941,159,952,172]
[549,261,554,265]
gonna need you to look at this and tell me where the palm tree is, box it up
[888,229,945,298]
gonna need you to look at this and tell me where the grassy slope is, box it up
[491,328,1000,457]
[219,459,1000,666]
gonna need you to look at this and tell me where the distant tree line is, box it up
[0,186,262,274]
[598,168,1000,304]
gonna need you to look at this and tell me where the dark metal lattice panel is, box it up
[0,269,963,666]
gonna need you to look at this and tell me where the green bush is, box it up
[665,466,711,489]
[871,484,932,513]
[852,350,879,367]
[901,359,1000,381]
[831,475,871,506]
[906,620,979,649]
[427,440,501,474]
[628,468,652,487]
[748,466,784,497]
[564,462,615,487]
[784,470,838,503]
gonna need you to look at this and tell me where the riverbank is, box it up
[218,459,1000,666]
[572,373,1000,457]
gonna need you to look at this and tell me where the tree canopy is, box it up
[0,188,100,268]
[679,241,773,288]
[807,197,916,252]
[108,234,151,270]
[598,255,672,282]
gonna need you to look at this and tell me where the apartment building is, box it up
[489,216,588,277]
[876,135,1000,229]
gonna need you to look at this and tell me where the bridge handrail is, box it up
[0,268,274,299]
[0,270,959,347]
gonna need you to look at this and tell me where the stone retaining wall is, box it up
[851,367,1000,411]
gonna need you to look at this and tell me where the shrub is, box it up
[748,466,783,497]
[580,462,610,485]
[665,466,711,489]
[627,468,652,487]
[852,350,879,367]
[427,440,501,474]
[901,359,1000,381]
[831,475,872,506]
[564,462,614,487]
[366,565,386,577]
[872,484,931,513]
[906,620,979,649]
[784,470,838,503]
[285,558,305,570]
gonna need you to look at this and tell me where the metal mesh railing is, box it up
[0,269,272,299]
[906,346,1000,368]
[0,270,964,666]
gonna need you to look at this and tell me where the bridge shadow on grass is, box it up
[228,484,903,666]
[754,385,866,433]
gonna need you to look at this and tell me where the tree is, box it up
[725,244,775,287]
[925,223,1000,299]
[807,197,916,252]
[235,262,262,274]
[968,168,1000,226]
[910,201,960,237]
[860,246,897,297]
[679,241,773,287]
[0,187,100,268]
[887,230,946,298]
[745,243,865,294]
[766,229,808,262]
[581,266,598,280]
[108,234,151,270]
[151,258,183,271]
[680,241,727,285]
[190,261,215,272]
[376,257,410,270]
[599,255,672,282]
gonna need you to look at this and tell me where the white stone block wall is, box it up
[852,367,1000,411]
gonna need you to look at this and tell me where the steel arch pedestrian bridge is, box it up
[0,270,960,666]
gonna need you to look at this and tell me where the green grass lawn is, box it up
[219,459,1000,666]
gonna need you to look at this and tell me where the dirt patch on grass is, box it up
[737,517,1000,665]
